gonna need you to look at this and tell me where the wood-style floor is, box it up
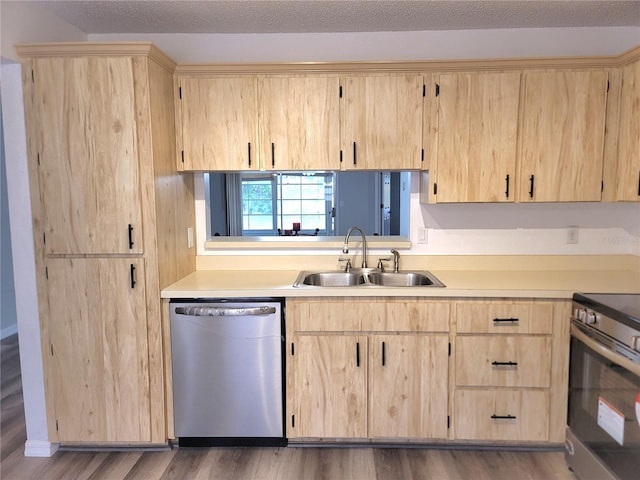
[1,334,575,480]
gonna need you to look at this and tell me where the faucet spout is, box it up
[343,226,368,268]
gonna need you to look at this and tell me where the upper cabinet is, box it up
[33,57,143,255]
[176,74,340,171]
[176,76,259,171]
[258,76,340,170]
[603,59,640,202]
[340,75,424,170]
[518,71,609,202]
[429,72,521,203]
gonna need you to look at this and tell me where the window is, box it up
[225,172,334,236]
[208,171,410,238]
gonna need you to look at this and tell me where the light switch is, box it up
[187,227,194,248]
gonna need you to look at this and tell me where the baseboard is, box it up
[24,440,59,457]
[1,324,18,340]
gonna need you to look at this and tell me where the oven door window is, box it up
[569,336,640,479]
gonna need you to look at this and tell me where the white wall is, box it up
[89,27,640,63]
[1,98,18,339]
[0,1,86,61]
[1,1,85,457]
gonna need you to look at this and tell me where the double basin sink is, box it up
[293,268,445,288]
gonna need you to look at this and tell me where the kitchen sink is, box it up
[297,271,366,287]
[367,271,445,287]
[293,270,445,288]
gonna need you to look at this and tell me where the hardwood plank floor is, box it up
[1,334,575,479]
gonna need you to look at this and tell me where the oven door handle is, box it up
[571,323,640,377]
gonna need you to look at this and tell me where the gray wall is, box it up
[0,99,18,338]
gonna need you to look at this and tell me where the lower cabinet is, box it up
[452,299,569,444]
[286,298,450,440]
[46,258,151,442]
[286,297,570,445]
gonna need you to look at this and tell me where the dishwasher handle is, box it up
[175,305,277,317]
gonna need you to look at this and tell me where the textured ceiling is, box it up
[21,0,640,34]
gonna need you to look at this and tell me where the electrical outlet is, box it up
[187,227,194,248]
[418,227,428,244]
[567,226,579,244]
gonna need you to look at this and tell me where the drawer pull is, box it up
[356,342,360,367]
[493,318,519,324]
[491,414,516,420]
[491,361,518,367]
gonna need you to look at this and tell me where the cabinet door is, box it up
[258,76,340,170]
[612,60,640,201]
[433,73,520,203]
[46,258,150,442]
[369,334,449,439]
[341,75,423,170]
[177,76,258,171]
[289,335,367,438]
[519,71,608,202]
[33,57,143,255]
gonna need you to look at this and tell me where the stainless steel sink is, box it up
[367,271,445,287]
[293,270,445,288]
[296,271,366,287]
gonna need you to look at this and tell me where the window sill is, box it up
[204,236,412,251]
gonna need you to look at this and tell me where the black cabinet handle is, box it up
[491,361,518,367]
[128,224,134,249]
[491,414,516,420]
[130,264,136,289]
[382,341,386,366]
[356,342,360,367]
[637,171,640,196]
[271,143,275,168]
[353,142,357,166]
[493,318,519,324]
[505,174,510,198]
[528,174,535,198]
[248,142,252,167]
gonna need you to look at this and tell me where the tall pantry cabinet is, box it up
[17,43,196,444]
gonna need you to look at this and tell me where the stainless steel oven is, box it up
[566,293,640,480]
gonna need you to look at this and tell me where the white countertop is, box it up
[162,267,640,299]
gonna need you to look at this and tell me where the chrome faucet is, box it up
[343,226,368,268]
[390,249,400,273]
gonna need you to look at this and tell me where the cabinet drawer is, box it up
[455,336,551,388]
[287,298,385,332]
[454,389,550,442]
[456,302,553,334]
[363,301,450,332]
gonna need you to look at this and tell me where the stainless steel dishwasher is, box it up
[169,298,286,447]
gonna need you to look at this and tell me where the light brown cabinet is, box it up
[32,57,144,255]
[603,59,640,202]
[340,75,424,170]
[452,300,570,443]
[290,334,368,438]
[47,258,150,442]
[518,70,609,202]
[176,76,259,171]
[287,298,449,441]
[176,74,340,171]
[368,334,448,439]
[428,72,520,203]
[258,76,340,170]
[19,43,196,444]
